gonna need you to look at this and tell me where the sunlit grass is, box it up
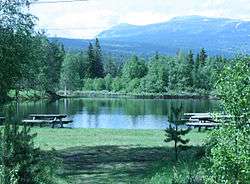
[32,128,207,150]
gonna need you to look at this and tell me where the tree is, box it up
[78,51,88,80]
[199,48,207,66]
[186,50,194,87]
[122,55,147,80]
[60,53,82,93]
[205,56,250,183]
[165,105,191,161]
[104,55,117,77]
[37,40,65,97]
[94,38,104,78]
[142,56,170,93]
[85,43,96,78]
[194,53,200,70]
[0,0,36,102]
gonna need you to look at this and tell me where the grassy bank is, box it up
[58,90,217,100]
[32,128,207,183]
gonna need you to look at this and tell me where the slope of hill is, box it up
[50,16,250,56]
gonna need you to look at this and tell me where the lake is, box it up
[0,98,220,129]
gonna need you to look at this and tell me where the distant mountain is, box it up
[50,16,250,56]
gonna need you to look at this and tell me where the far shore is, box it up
[57,90,218,100]
[7,89,219,103]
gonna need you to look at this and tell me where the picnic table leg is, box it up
[198,126,201,132]
[52,122,55,128]
[60,118,63,128]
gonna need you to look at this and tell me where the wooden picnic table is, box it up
[22,114,72,128]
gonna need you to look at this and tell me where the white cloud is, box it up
[29,0,250,38]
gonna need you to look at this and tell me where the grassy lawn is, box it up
[32,128,208,184]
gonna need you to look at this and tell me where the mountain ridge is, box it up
[50,15,250,56]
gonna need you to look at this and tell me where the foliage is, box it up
[0,111,58,184]
[38,40,65,93]
[165,105,191,161]
[60,53,82,91]
[104,74,113,91]
[0,0,35,102]
[122,55,147,81]
[104,55,118,77]
[205,126,250,184]
[204,55,250,184]
[85,39,105,79]
[94,38,104,78]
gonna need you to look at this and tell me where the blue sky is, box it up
[29,0,250,38]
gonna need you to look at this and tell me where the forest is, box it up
[1,32,230,102]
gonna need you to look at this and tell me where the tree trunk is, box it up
[15,89,19,100]
[175,140,178,161]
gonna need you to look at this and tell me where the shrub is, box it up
[104,74,113,91]
[204,56,250,184]
[0,118,59,184]
[111,77,125,92]
[83,78,94,90]
[125,78,141,93]
[93,78,105,91]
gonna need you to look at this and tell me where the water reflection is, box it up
[0,98,220,129]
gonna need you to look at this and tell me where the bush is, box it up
[83,78,94,90]
[125,78,141,93]
[204,56,250,184]
[111,77,125,92]
[104,74,113,91]
[93,78,105,91]
[0,119,59,184]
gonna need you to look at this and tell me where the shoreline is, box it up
[5,90,219,103]
[58,90,218,100]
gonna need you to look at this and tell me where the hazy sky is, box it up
[29,0,250,38]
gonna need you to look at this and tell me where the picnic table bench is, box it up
[184,113,221,131]
[186,122,220,131]
[22,114,73,128]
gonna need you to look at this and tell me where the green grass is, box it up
[32,128,208,184]
[33,128,206,150]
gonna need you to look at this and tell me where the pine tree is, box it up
[86,42,96,78]
[165,105,191,161]
[199,48,207,66]
[195,53,200,70]
[104,55,117,77]
[155,51,160,60]
[94,38,104,78]
[186,50,194,87]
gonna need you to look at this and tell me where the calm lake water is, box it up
[0,98,220,129]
